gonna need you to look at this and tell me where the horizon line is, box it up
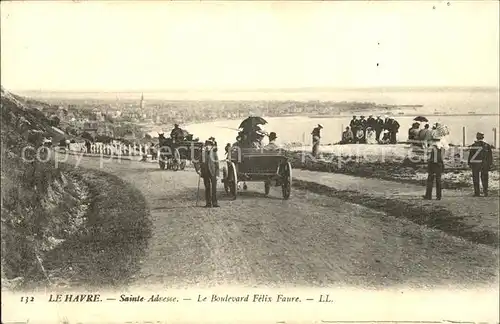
[8,85,500,94]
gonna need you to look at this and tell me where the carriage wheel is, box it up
[172,160,179,171]
[228,162,237,200]
[264,181,270,196]
[281,162,292,200]
[171,149,180,171]
[179,160,186,170]
[159,160,165,170]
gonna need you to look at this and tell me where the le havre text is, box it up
[48,294,178,303]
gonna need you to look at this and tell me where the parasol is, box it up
[238,116,268,130]
[413,116,429,122]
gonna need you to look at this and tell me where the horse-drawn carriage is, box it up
[220,116,292,200]
[221,147,292,200]
[158,134,203,171]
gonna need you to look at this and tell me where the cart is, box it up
[221,148,292,200]
[158,138,203,171]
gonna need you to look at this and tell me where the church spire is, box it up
[140,92,144,110]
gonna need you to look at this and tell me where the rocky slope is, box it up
[1,86,90,289]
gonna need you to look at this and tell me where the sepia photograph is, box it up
[1,1,499,323]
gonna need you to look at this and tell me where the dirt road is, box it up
[67,155,498,289]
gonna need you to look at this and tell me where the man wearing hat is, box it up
[349,115,358,132]
[424,136,445,200]
[468,132,493,197]
[341,126,354,144]
[367,115,376,129]
[264,132,279,150]
[311,124,323,158]
[387,117,400,144]
[170,123,184,142]
[200,139,220,207]
[375,115,384,142]
[359,116,368,143]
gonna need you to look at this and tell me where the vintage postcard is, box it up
[1,1,499,323]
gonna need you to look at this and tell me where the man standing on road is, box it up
[423,137,445,200]
[468,132,493,197]
[200,139,220,208]
[311,124,323,158]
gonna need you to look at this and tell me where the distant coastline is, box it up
[11,86,500,101]
[12,86,500,94]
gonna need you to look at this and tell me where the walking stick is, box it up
[196,171,201,206]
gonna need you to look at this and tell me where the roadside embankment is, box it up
[1,155,152,291]
[292,169,499,248]
[41,164,152,290]
[1,153,91,290]
[1,87,152,291]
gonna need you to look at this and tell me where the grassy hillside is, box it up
[1,87,152,290]
[1,86,90,288]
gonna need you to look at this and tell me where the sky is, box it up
[1,1,499,92]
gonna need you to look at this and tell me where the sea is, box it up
[141,88,500,147]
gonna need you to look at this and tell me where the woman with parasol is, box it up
[238,116,268,148]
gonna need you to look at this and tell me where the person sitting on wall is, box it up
[380,130,391,144]
[341,127,354,144]
[365,126,377,144]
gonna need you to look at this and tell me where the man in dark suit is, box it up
[359,116,367,143]
[375,115,384,142]
[349,116,359,142]
[366,115,376,129]
[468,132,493,197]
[200,139,220,207]
[424,138,445,200]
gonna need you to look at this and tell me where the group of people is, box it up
[232,125,278,151]
[341,115,401,145]
[407,121,449,148]
[424,131,493,200]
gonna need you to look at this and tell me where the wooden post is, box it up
[462,126,466,147]
[341,123,344,141]
[494,128,497,148]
